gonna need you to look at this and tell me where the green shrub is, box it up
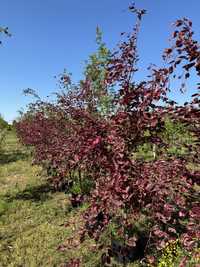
[0,129,7,152]
[157,240,182,267]
[0,116,8,130]
[162,118,194,157]
[157,240,200,267]
[69,174,94,195]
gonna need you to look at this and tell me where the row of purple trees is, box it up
[16,5,199,265]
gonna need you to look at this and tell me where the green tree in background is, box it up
[135,118,194,161]
[82,27,115,117]
[0,114,8,129]
[162,118,194,157]
[0,114,9,152]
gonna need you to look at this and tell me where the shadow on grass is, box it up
[5,183,54,203]
[0,150,29,165]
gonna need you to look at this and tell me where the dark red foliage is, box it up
[70,193,84,208]
[62,259,80,267]
[16,5,200,263]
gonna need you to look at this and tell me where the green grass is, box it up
[0,133,150,267]
[0,132,97,267]
[0,132,198,267]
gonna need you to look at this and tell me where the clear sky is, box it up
[0,0,200,122]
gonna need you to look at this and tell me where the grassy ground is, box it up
[0,132,100,267]
[0,133,139,267]
[0,132,199,267]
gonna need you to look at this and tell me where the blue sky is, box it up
[0,0,199,122]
